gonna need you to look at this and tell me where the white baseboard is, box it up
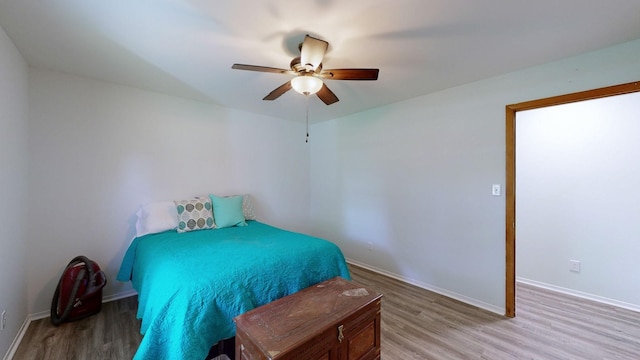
[103,289,138,304]
[516,277,640,313]
[28,289,138,321]
[2,316,29,360]
[347,258,504,315]
[2,290,138,360]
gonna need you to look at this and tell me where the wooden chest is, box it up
[234,277,382,360]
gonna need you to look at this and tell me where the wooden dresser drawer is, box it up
[234,277,382,360]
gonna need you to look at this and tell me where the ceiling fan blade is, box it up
[300,35,328,71]
[319,68,379,80]
[232,64,294,75]
[263,81,293,101]
[316,83,339,105]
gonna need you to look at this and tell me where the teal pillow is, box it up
[209,194,247,229]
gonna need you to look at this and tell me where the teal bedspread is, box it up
[117,221,350,360]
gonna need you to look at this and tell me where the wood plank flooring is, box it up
[12,264,640,359]
[350,265,640,360]
[12,296,142,360]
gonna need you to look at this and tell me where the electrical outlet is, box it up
[569,260,581,273]
[367,242,373,251]
[1,310,6,330]
[492,184,501,196]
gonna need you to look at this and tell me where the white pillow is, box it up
[135,201,179,237]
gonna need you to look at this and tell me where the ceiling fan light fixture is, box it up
[231,34,378,105]
[291,76,323,95]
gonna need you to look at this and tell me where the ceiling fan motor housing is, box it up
[290,57,322,74]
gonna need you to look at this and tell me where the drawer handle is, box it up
[337,325,344,343]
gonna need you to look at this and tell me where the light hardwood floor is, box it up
[13,294,142,359]
[13,264,640,359]
[350,265,640,359]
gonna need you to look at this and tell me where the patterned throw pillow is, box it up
[174,199,215,233]
[242,194,256,221]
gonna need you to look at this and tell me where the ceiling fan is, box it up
[231,34,379,105]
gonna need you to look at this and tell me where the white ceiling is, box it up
[1,0,639,123]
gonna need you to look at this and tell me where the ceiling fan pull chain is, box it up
[306,95,310,143]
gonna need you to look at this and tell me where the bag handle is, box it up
[50,266,86,326]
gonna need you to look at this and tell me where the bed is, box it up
[117,220,351,360]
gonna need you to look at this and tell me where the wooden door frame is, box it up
[504,80,640,317]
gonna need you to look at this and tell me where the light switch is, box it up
[492,184,501,196]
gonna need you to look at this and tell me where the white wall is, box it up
[516,92,640,308]
[309,39,640,313]
[8,34,640,338]
[26,68,311,315]
[0,24,29,359]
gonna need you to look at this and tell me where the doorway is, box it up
[504,80,640,317]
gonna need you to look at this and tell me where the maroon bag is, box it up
[50,256,107,326]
